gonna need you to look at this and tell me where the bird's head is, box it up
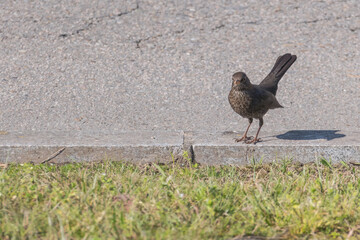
[231,72,251,90]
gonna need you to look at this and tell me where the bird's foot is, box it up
[234,136,254,142]
[245,138,262,144]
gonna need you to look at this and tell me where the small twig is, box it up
[41,147,66,164]
[349,162,360,166]
[347,225,360,239]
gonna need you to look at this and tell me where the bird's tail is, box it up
[259,53,297,95]
[269,53,297,81]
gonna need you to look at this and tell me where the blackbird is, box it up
[228,53,297,144]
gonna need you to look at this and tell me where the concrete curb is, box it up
[187,130,360,164]
[0,131,184,164]
[0,130,359,164]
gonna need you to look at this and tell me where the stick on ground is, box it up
[41,147,66,164]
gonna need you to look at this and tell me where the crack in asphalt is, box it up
[298,14,360,24]
[135,34,162,49]
[133,24,226,50]
[132,12,359,50]
[134,30,182,49]
[59,3,139,38]
[211,24,225,31]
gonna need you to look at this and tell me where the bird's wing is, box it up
[251,87,283,112]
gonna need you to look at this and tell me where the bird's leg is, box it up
[246,118,263,144]
[235,118,253,142]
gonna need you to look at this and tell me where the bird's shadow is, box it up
[276,130,345,141]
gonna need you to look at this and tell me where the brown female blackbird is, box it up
[228,53,297,144]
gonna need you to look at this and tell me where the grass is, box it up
[1,156,360,239]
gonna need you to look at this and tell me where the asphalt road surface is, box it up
[1,0,359,134]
